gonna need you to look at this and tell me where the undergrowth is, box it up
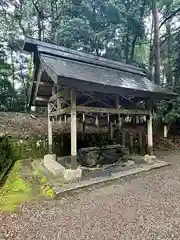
[0,160,55,213]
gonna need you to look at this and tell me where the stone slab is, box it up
[43,154,65,176]
[144,154,157,164]
[64,168,82,181]
[54,160,171,196]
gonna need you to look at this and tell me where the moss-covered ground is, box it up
[0,160,55,213]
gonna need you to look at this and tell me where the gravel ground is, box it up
[1,151,180,240]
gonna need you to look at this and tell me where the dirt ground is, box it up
[1,150,180,240]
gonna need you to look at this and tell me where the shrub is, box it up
[0,135,17,174]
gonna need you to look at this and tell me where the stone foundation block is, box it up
[43,154,65,176]
[144,154,156,164]
[64,168,82,181]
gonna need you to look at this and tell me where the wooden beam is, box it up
[50,107,71,116]
[41,58,58,84]
[34,81,53,87]
[36,96,48,102]
[49,92,61,102]
[33,68,41,105]
[78,91,112,107]
[50,102,57,111]
[76,106,149,115]
[49,88,70,102]
[71,90,77,169]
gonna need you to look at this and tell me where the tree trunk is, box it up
[152,0,161,85]
[130,0,146,63]
[10,49,15,109]
[149,15,154,81]
[165,4,173,86]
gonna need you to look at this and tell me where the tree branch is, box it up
[160,26,180,45]
[160,7,180,29]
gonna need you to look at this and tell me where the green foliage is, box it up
[0,135,18,174]
[13,137,48,160]
[0,0,180,123]
[156,86,180,124]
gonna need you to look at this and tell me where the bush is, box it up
[0,135,17,174]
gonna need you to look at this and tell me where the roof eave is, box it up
[23,37,38,53]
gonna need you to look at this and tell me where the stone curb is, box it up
[54,161,171,197]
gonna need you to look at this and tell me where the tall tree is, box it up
[152,0,161,85]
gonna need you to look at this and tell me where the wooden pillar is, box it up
[115,96,122,128]
[57,99,61,123]
[121,132,126,146]
[129,133,133,154]
[164,125,168,138]
[108,113,111,138]
[107,113,110,124]
[56,87,62,123]
[147,113,153,155]
[82,113,85,139]
[71,90,77,169]
[110,122,114,140]
[48,103,53,154]
[95,116,99,127]
[139,132,143,154]
[52,86,56,123]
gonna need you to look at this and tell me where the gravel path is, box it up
[1,151,180,240]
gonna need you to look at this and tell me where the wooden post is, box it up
[64,115,67,123]
[48,103,53,154]
[110,122,113,140]
[139,132,143,154]
[108,113,111,137]
[60,134,64,148]
[129,133,133,154]
[56,87,62,123]
[164,125,168,138]
[82,113,85,139]
[52,86,56,123]
[71,90,77,169]
[147,113,153,155]
[107,113,110,124]
[115,95,122,129]
[121,132,126,146]
[57,99,61,123]
[95,116,99,127]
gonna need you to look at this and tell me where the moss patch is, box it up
[0,160,55,213]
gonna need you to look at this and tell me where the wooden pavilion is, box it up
[23,37,176,170]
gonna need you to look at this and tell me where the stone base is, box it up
[125,160,135,167]
[43,154,82,181]
[144,154,156,164]
[64,168,82,181]
[43,154,65,176]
